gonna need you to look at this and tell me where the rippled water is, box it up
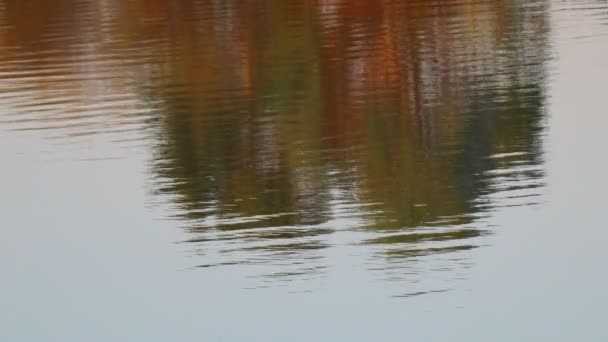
[1,1,608,340]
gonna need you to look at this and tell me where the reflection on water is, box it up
[0,0,549,292]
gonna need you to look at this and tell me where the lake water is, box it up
[1,0,607,340]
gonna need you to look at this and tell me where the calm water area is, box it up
[1,0,608,340]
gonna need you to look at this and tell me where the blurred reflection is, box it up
[0,0,549,290]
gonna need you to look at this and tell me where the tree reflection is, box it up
[142,0,549,231]
[0,0,550,286]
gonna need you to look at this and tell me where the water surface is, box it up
[1,1,607,341]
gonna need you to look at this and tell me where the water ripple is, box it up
[0,0,563,295]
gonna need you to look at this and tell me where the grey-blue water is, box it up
[1,1,607,340]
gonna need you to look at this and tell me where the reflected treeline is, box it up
[0,0,155,150]
[0,0,550,288]
[141,0,549,227]
[136,0,550,284]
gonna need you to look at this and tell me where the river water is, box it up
[1,1,607,340]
